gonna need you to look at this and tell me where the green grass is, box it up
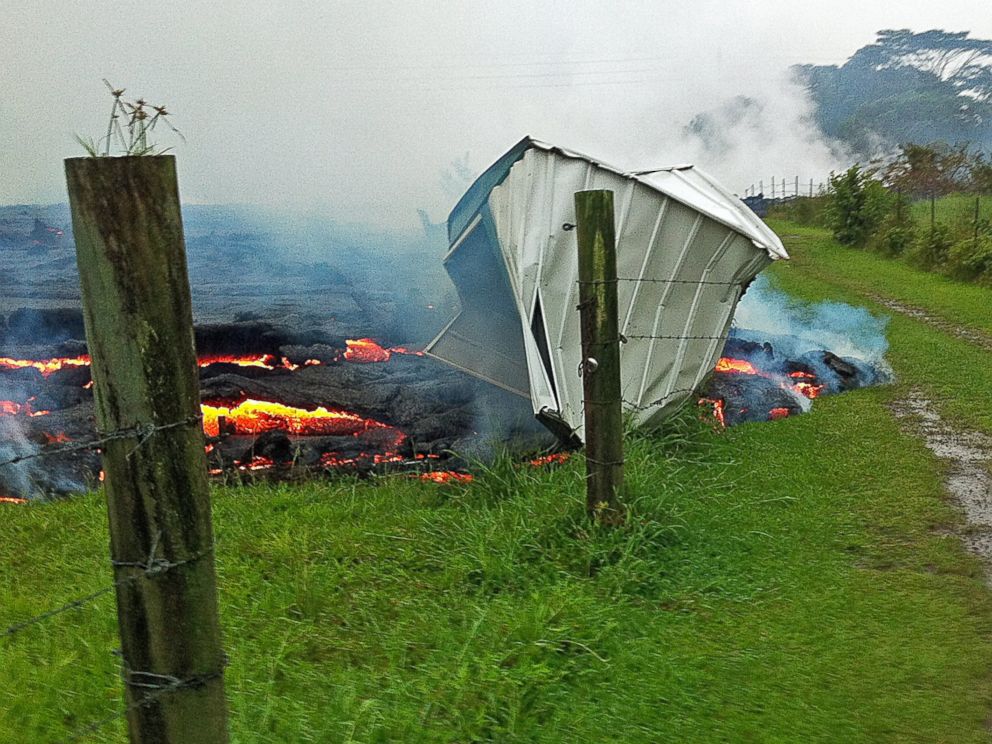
[908,192,992,229]
[4,221,992,742]
[768,220,992,338]
[767,220,992,435]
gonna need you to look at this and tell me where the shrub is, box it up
[946,234,992,282]
[767,195,831,226]
[826,166,891,246]
[870,222,916,257]
[908,223,954,270]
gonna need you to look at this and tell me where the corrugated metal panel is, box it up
[426,138,785,442]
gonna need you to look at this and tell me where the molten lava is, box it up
[419,471,474,484]
[529,452,571,467]
[197,354,320,371]
[0,398,50,417]
[0,496,28,505]
[699,397,726,427]
[343,339,425,364]
[769,407,791,420]
[715,357,759,375]
[200,398,404,442]
[343,338,391,363]
[0,354,320,378]
[0,355,90,377]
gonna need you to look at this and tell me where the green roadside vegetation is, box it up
[767,220,992,436]
[3,222,992,742]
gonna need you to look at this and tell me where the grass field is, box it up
[908,192,992,231]
[3,221,992,742]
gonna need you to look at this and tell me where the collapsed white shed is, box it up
[425,137,787,442]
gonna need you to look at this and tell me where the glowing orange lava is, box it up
[715,357,825,401]
[0,354,320,379]
[715,357,758,375]
[0,355,90,377]
[343,338,392,363]
[530,452,571,467]
[419,471,474,484]
[197,354,320,371]
[0,398,49,417]
[769,407,791,420]
[0,496,28,505]
[239,455,276,472]
[699,397,726,427]
[200,398,404,442]
[342,339,425,364]
[792,382,825,399]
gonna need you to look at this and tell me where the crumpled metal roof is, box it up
[427,137,786,442]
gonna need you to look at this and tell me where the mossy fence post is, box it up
[575,189,626,526]
[65,155,228,744]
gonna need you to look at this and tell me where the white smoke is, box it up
[0,414,40,499]
[733,275,890,365]
[0,1,929,228]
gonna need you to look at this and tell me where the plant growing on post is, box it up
[75,79,185,157]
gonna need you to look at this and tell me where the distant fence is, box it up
[741,177,991,234]
[742,176,829,200]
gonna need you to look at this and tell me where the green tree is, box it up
[882,142,972,197]
[826,166,891,246]
[794,29,992,156]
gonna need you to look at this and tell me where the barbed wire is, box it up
[578,277,741,286]
[1,585,119,640]
[3,531,220,741]
[0,415,202,471]
[622,333,730,341]
[62,653,229,743]
[2,533,214,641]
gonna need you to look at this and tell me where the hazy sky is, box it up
[3,1,991,228]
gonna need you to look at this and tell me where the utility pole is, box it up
[574,189,625,526]
[65,155,228,744]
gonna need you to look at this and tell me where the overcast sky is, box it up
[3,1,991,228]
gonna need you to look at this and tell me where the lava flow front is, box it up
[197,354,320,371]
[0,398,50,417]
[201,398,404,441]
[343,338,425,364]
[0,355,90,376]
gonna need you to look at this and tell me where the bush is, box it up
[767,195,831,226]
[908,223,954,270]
[946,234,992,282]
[870,222,916,257]
[826,166,891,246]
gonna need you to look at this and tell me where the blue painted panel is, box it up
[448,136,534,242]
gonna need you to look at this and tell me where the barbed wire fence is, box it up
[1,414,228,742]
[574,275,738,423]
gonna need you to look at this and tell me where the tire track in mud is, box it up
[891,391,992,583]
[869,295,992,353]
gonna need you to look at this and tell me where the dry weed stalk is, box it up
[75,79,185,156]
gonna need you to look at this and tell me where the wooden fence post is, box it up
[975,195,981,250]
[65,155,228,744]
[575,189,625,526]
